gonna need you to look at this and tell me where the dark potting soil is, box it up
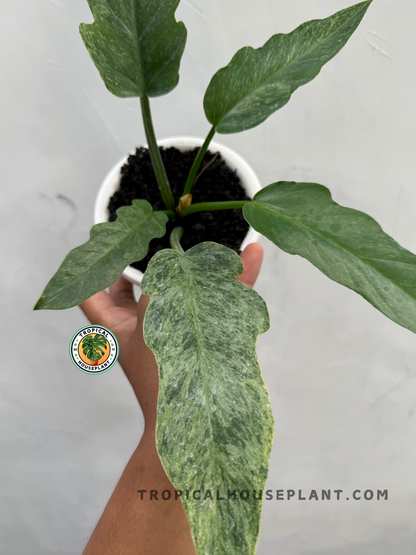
[108,146,251,273]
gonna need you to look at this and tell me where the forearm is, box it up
[116,295,158,431]
[82,431,195,555]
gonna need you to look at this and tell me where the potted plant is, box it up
[94,136,262,285]
[34,0,416,553]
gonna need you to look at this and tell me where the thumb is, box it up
[238,243,264,288]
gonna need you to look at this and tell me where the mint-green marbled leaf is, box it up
[204,1,372,134]
[141,242,274,555]
[35,200,167,310]
[244,182,416,334]
[80,0,187,98]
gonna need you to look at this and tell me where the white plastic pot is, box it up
[94,137,261,286]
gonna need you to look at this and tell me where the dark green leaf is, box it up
[95,334,107,347]
[244,182,416,334]
[204,1,372,133]
[141,242,274,555]
[81,334,108,361]
[34,200,168,310]
[80,0,187,98]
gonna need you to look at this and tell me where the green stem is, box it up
[170,227,184,254]
[140,96,175,211]
[182,126,216,197]
[182,200,250,217]
[162,210,177,221]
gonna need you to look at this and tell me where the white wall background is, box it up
[1,0,416,553]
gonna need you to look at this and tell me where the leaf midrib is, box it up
[131,0,147,92]
[177,254,238,471]
[254,202,415,303]
[215,3,369,125]
[98,0,147,91]
[88,2,144,92]
[178,256,212,416]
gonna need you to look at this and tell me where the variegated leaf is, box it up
[80,0,187,98]
[204,1,372,133]
[35,200,167,310]
[244,182,416,334]
[141,242,274,555]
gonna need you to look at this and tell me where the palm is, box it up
[105,304,137,330]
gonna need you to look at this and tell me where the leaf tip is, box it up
[359,0,374,12]
[33,296,46,311]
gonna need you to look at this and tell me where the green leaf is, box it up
[34,200,168,310]
[204,1,372,134]
[80,0,187,98]
[95,334,107,347]
[141,242,274,555]
[82,334,108,361]
[244,182,416,334]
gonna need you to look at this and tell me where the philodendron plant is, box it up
[34,1,416,553]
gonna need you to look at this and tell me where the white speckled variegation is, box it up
[244,182,416,335]
[80,0,187,98]
[141,242,274,555]
[204,1,372,134]
[35,199,167,310]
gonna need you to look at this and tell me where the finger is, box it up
[238,243,264,288]
[109,276,137,312]
[79,291,116,326]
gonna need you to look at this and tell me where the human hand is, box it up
[79,243,264,430]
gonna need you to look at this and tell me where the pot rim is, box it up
[94,137,262,286]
